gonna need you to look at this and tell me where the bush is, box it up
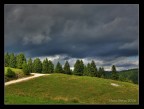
[5,68,16,78]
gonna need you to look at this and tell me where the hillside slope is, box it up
[119,69,138,84]
[5,73,138,104]
[104,69,138,84]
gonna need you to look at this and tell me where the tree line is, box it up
[4,52,119,80]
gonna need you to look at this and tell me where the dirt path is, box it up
[5,73,50,86]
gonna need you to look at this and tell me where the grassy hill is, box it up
[5,67,32,82]
[5,73,138,104]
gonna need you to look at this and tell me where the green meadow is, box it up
[5,73,138,104]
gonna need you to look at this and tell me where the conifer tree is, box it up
[22,61,30,75]
[101,67,105,78]
[4,52,10,67]
[89,60,97,77]
[16,53,26,69]
[64,61,71,74]
[33,58,42,73]
[9,53,16,68]
[73,60,84,76]
[27,58,33,73]
[55,62,63,73]
[48,60,54,73]
[42,58,49,73]
[111,65,119,80]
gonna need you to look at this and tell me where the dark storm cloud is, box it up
[4,4,139,70]
[115,63,137,68]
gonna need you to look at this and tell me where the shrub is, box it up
[5,68,16,78]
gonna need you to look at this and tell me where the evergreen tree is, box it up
[27,58,33,73]
[84,64,91,76]
[55,62,63,73]
[89,60,97,77]
[73,60,84,76]
[70,69,73,74]
[98,67,102,77]
[33,58,42,73]
[16,53,26,69]
[101,67,105,78]
[48,60,54,73]
[83,65,88,76]
[111,65,119,80]
[87,63,91,76]
[80,60,84,74]
[64,61,71,74]
[22,61,30,75]
[9,53,16,68]
[4,52,10,67]
[42,58,49,73]
[73,60,80,75]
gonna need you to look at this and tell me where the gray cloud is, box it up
[4,4,139,70]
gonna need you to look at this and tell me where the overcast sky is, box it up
[4,4,139,71]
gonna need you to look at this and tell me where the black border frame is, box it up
[1,0,142,108]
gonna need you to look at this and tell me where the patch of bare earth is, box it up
[111,83,120,87]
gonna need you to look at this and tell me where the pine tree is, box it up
[73,60,79,75]
[80,60,84,74]
[55,62,63,73]
[89,60,97,77]
[73,60,84,76]
[33,58,42,73]
[22,61,30,75]
[48,60,54,73]
[101,67,105,78]
[83,65,88,76]
[16,53,26,69]
[42,58,49,73]
[70,69,73,74]
[111,65,119,80]
[87,63,91,76]
[27,58,33,73]
[64,61,71,74]
[84,64,91,76]
[4,52,10,67]
[9,53,16,68]
[98,67,102,77]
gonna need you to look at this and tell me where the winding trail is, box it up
[5,73,50,86]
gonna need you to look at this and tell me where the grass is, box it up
[5,73,138,104]
[5,67,32,82]
[5,67,24,75]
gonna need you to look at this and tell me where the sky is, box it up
[4,4,139,71]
